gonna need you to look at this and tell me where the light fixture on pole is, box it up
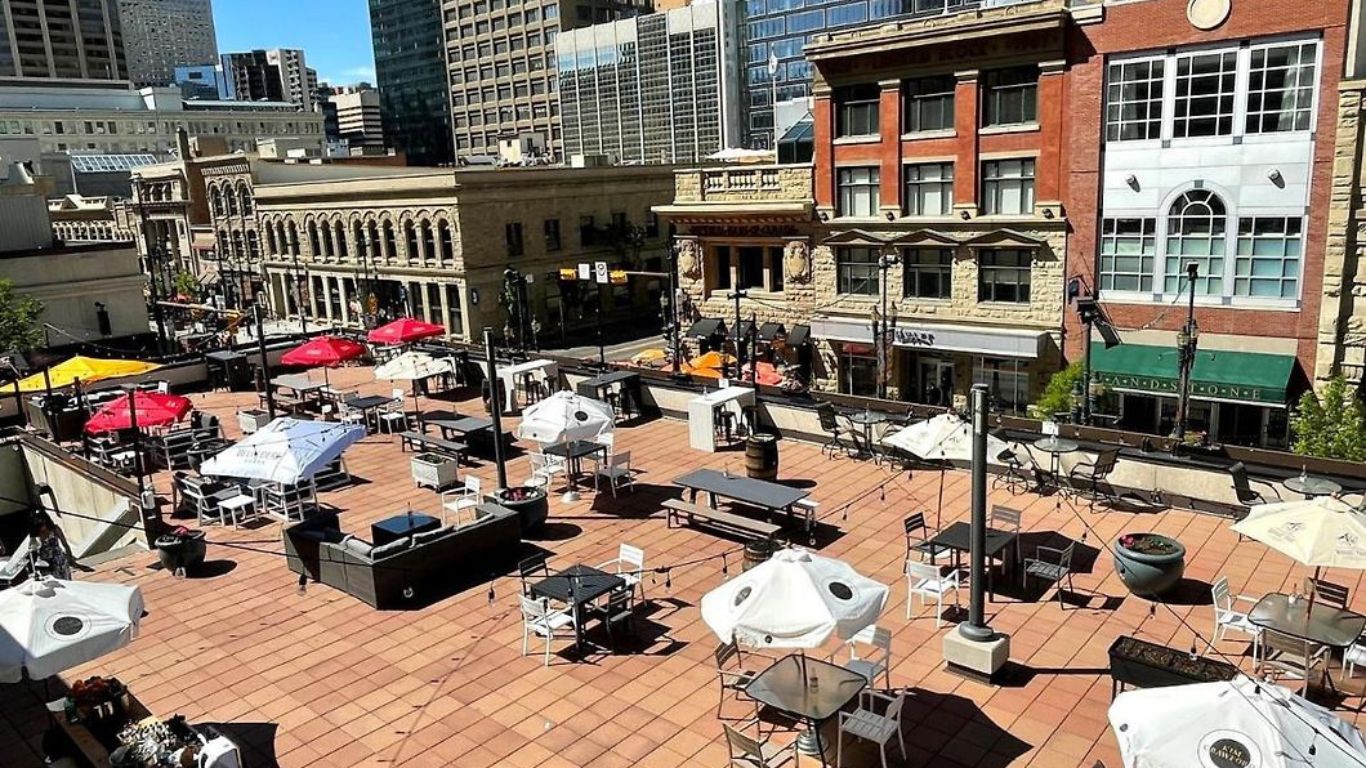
[1172,263,1200,443]
[876,249,900,401]
[726,288,748,380]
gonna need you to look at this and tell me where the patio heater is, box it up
[482,326,509,490]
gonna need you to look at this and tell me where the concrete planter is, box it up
[1112,533,1186,597]
[494,486,548,536]
[410,452,459,490]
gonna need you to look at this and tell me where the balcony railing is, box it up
[674,164,813,204]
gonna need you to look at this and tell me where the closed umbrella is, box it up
[200,417,365,484]
[0,578,145,682]
[281,336,366,388]
[83,391,192,434]
[374,352,454,425]
[1232,497,1366,612]
[1109,677,1366,768]
[881,413,1008,526]
[514,390,615,445]
[367,317,445,345]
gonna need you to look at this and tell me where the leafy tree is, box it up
[1290,375,1366,462]
[0,279,44,352]
[172,271,201,300]
[1032,360,1083,419]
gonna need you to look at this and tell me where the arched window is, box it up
[239,183,253,214]
[225,187,238,216]
[307,220,320,257]
[382,220,396,260]
[438,220,454,262]
[420,220,436,262]
[404,220,419,260]
[334,221,348,259]
[287,221,300,256]
[367,221,380,260]
[264,223,277,254]
[1164,189,1226,295]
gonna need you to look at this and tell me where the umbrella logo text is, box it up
[1200,732,1258,768]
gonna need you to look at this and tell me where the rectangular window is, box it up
[835,84,880,137]
[982,66,1038,127]
[1174,50,1236,138]
[903,75,955,133]
[1247,42,1317,134]
[737,247,765,290]
[645,211,660,239]
[978,249,1032,303]
[1099,218,1156,292]
[836,247,880,296]
[981,159,1035,216]
[505,222,524,256]
[902,248,952,299]
[1105,59,1165,142]
[836,166,880,218]
[1235,217,1302,298]
[902,162,953,217]
[839,347,878,397]
[543,218,561,251]
[711,246,732,291]
[974,357,1029,414]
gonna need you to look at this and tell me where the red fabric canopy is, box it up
[84,392,193,434]
[367,318,445,345]
[281,336,366,368]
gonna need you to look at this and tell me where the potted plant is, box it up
[1112,532,1186,597]
[410,451,459,490]
[493,484,549,535]
[154,526,206,574]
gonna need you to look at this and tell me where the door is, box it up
[917,358,954,406]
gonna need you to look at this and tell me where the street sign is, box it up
[594,261,608,284]
[578,263,591,280]
[559,268,577,280]
[609,270,628,285]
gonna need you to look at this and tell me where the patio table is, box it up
[575,370,640,417]
[421,412,493,440]
[1249,593,1366,649]
[529,564,624,649]
[745,654,866,760]
[847,410,886,460]
[1283,474,1343,499]
[925,521,1018,598]
[344,394,395,431]
[673,468,813,540]
[544,440,606,492]
[371,512,441,546]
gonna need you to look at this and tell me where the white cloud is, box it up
[321,65,376,86]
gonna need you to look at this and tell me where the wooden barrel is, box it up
[745,433,779,480]
[744,539,774,571]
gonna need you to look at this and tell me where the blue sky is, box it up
[211,0,377,86]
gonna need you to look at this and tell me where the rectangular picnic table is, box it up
[673,468,813,541]
[420,411,493,440]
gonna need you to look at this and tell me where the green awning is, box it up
[1089,343,1296,406]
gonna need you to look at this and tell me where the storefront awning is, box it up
[191,233,217,252]
[809,316,1048,359]
[197,266,221,286]
[686,318,725,338]
[1090,342,1296,407]
[786,324,810,347]
[758,322,786,342]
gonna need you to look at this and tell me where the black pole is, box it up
[1082,318,1094,425]
[959,383,994,641]
[749,312,758,388]
[668,245,683,379]
[1173,263,1199,442]
[254,304,276,419]
[12,375,23,428]
[727,289,747,379]
[292,246,308,334]
[595,285,606,368]
[483,326,509,490]
[133,178,169,352]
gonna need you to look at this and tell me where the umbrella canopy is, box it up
[281,336,366,369]
[1109,677,1366,768]
[16,356,162,393]
[701,547,889,649]
[630,349,667,367]
[515,390,615,445]
[1232,496,1366,569]
[881,413,1008,464]
[0,578,144,683]
[690,351,736,371]
[200,417,365,484]
[83,391,192,434]
[748,362,783,387]
[374,351,453,382]
[367,317,445,345]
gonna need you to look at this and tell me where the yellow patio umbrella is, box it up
[16,356,162,393]
[688,351,736,371]
[630,349,667,366]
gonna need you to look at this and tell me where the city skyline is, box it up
[210,0,376,85]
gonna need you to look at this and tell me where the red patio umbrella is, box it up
[367,318,445,345]
[281,336,367,388]
[84,391,192,434]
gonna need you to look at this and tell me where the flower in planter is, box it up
[498,486,544,502]
[1119,533,1177,555]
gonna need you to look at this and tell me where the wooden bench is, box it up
[663,498,781,541]
[399,431,468,459]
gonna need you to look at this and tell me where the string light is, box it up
[721,553,728,576]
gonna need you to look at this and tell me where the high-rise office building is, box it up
[117,0,217,85]
[557,0,741,164]
[439,0,650,160]
[369,0,452,166]
[173,63,226,99]
[328,86,386,151]
[220,48,313,110]
[0,0,127,83]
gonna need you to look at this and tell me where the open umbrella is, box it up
[1232,497,1366,611]
[281,336,365,388]
[882,413,1008,526]
[747,361,783,387]
[374,352,454,425]
[83,391,192,434]
[367,317,445,345]
[200,417,365,484]
[15,356,162,393]
[1109,677,1366,767]
[514,390,615,445]
[0,578,145,682]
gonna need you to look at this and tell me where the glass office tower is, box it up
[370,0,454,166]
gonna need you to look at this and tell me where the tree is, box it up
[1032,360,1083,419]
[0,279,45,352]
[172,271,201,301]
[1290,375,1366,462]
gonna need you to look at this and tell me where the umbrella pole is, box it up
[937,464,946,530]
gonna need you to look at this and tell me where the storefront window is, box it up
[839,345,878,397]
[973,357,1029,414]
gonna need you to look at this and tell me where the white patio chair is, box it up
[594,451,634,496]
[905,560,959,627]
[1344,636,1366,681]
[378,388,409,433]
[528,451,566,491]
[588,432,615,475]
[1211,576,1262,659]
[597,543,645,602]
[519,594,574,666]
[837,688,908,768]
[440,476,482,527]
[830,624,891,691]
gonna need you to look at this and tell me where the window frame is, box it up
[903,74,956,134]
[902,162,954,217]
[1105,57,1165,142]
[902,247,953,300]
[1099,217,1157,293]
[977,248,1033,303]
[836,166,880,218]
[836,246,880,296]
[835,83,880,138]
[980,158,1036,216]
[981,66,1039,128]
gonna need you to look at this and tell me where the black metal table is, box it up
[576,371,640,417]
[530,564,625,648]
[371,512,440,546]
[343,395,395,432]
[1249,593,1366,649]
[544,440,607,492]
[1284,474,1343,499]
[421,412,493,440]
[745,654,866,760]
[674,468,812,539]
[925,521,1018,598]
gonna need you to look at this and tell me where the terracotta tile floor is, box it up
[4,365,1366,767]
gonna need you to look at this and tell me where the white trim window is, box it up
[903,162,953,217]
[1105,58,1164,142]
[981,159,1035,216]
[982,66,1038,128]
[836,84,880,138]
[1247,41,1317,134]
[974,357,1029,414]
[1099,217,1157,292]
[902,248,952,299]
[837,166,880,218]
[1173,50,1237,138]
[836,246,880,296]
[1234,216,1302,298]
[1163,190,1227,295]
[978,249,1032,303]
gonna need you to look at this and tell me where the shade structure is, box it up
[83,391,192,434]
[16,356,161,393]
[514,390,615,445]
[0,578,144,683]
[367,317,445,345]
[200,417,365,484]
[701,547,888,649]
[1109,677,1366,768]
[281,336,366,369]
[881,413,1008,464]
[1232,496,1366,570]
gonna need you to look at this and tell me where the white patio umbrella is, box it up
[200,417,366,484]
[1232,496,1366,612]
[701,547,888,648]
[0,578,145,682]
[881,413,1009,526]
[375,351,454,424]
[1109,677,1366,768]
[514,390,615,445]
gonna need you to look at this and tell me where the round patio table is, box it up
[745,654,867,759]
[848,411,886,461]
[1283,475,1342,499]
[1033,436,1079,512]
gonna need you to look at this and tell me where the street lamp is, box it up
[131,177,170,352]
[726,288,748,380]
[876,249,900,401]
[1172,263,1200,442]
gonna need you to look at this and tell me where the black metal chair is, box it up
[517,554,549,595]
[903,512,950,564]
[1229,461,1273,511]
[1067,448,1121,512]
[817,403,859,458]
[1025,541,1075,607]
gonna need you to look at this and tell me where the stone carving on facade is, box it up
[677,238,702,279]
[784,239,811,284]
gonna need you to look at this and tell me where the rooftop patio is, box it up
[3,363,1363,768]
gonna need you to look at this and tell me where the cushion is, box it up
[412,528,447,546]
[340,535,373,558]
[371,537,411,559]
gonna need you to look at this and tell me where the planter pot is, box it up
[411,452,459,490]
[154,531,206,574]
[238,409,270,435]
[494,487,549,536]
[1112,533,1186,597]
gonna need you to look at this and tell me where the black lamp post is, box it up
[482,326,509,490]
[727,288,748,380]
[132,177,170,353]
[877,250,900,401]
[958,383,995,642]
[1172,263,1200,442]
